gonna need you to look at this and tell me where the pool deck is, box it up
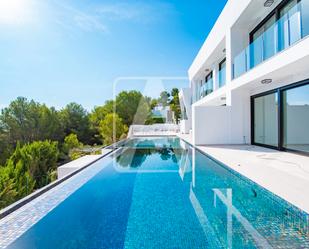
[177,133,309,214]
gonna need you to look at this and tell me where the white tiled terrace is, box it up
[177,133,309,214]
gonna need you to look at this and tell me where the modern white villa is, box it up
[180,0,309,154]
[1,1,309,248]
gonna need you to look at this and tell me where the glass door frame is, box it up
[251,79,309,156]
[251,89,280,150]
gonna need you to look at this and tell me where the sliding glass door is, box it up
[253,92,278,147]
[252,82,309,154]
[282,84,309,153]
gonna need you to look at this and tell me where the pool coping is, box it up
[0,149,116,220]
[178,137,309,220]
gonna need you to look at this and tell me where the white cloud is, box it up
[73,12,107,33]
[94,2,175,24]
[95,3,145,21]
[46,1,175,34]
[51,1,108,33]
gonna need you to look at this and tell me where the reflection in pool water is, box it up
[6,137,309,249]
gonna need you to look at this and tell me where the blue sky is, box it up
[0,0,227,110]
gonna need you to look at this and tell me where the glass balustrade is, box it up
[194,78,214,102]
[219,67,226,88]
[233,1,308,79]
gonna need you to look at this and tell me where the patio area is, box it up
[178,133,309,214]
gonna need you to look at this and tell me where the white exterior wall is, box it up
[188,0,309,146]
[229,89,251,144]
[188,0,251,80]
[179,88,192,133]
[192,90,251,145]
[192,106,231,145]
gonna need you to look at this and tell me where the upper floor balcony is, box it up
[233,0,309,79]
[194,73,214,102]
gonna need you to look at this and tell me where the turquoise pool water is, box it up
[6,137,309,248]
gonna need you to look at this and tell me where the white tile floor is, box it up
[177,133,309,214]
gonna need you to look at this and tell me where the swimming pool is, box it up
[1,137,309,248]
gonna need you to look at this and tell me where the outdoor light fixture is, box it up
[205,69,210,72]
[264,0,274,7]
[223,48,226,53]
[261,79,272,84]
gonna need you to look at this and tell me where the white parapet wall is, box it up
[127,124,180,137]
[179,88,192,134]
[57,149,112,179]
[180,119,191,134]
[192,105,231,145]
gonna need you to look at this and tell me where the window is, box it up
[282,83,309,153]
[205,72,213,95]
[278,0,301,50]
[251,81,309,154]
[234,0,309,79]
[249,0,304,67]
[219,59,226,88]
[253,92,279,147]
[251,14,276,67]
[301,0,309,36]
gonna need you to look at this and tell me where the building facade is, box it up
[180,0,309,154]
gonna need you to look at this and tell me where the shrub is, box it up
[0,140,59,208]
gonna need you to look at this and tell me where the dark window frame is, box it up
[249,0,301,44]
[251,89,279,150]
[251,79,309,156]
[205,71,213,82]
[219,58,226,71]
[205,71,213,95]
[219,58,226,87]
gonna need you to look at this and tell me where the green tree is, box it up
[0,97,42,143]
[0,140,59,208]
[64,133,82,151]
[0,161,34,209]
[150,99,158,110]
[60,103,91,144]
[63,134,83,160]
[10,141,59,188]
[37,105,64,142]
[115,91,151,126]
[0,97,63,164]
[89,100,114,128]
[158,91,170,107]
[99,113,128,145]
[0,132,12,165]
[170,88,181,124]
[89,100,114,143]
[0,97,64,144]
